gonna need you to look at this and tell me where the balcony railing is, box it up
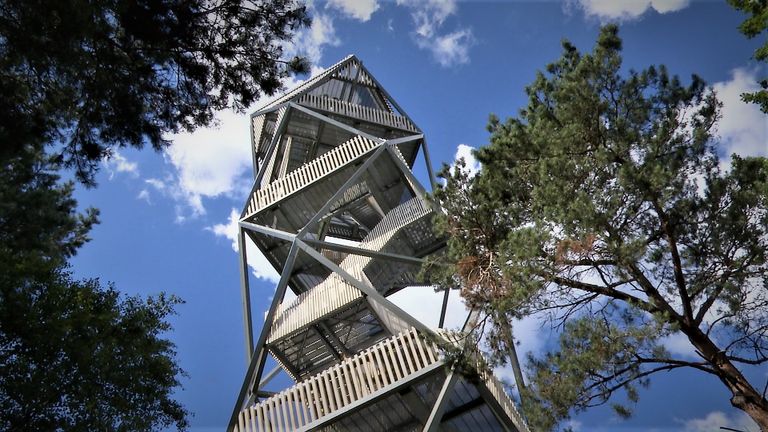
[235,328,441,432]
[482,369,530,432]
[297,94,419,133]
[244,135,380,218]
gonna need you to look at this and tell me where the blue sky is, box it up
[70,1,767,431]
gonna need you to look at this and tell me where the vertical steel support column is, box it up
[237,228,254,363]
[438,288,450,329]
[420,138,439,190]
[497,314,527,397]
[227,241,300,432]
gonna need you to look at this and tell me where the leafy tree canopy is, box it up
[0,1,312,428]
[0,0,310,184]
[729,0,768,112]
[0,270,187,431]
[0,147,188,430]
[432,25,768,430]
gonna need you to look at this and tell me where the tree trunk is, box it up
[733,397,768,432]
[684,325,768,431]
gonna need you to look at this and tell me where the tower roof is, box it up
[254,55,417,130]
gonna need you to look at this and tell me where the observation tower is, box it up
[229,55,529,432]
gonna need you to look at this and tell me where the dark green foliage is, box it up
[0,1,310,428]
[433,25,768,429]
[729,0,768,112]
[0,0,310,184]
[0,148,189,430]
[0,272,188,431]
[0,147,99,278]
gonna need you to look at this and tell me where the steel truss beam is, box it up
[240,105,292,219]
[295,240,431,335]
[239,221,424,266]
[288,102,385,143]
[385,143,428,199]
[296,144,388,239]
[423,370,459,432]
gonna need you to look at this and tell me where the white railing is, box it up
[438,330,530,432]
[392,145,410,166]
[257,107,288,190]
[251,115,266,156]
[236,329,441,432]
[267,197,433,343]
[481,371,530,432]
[298,94,418,132]
[244,136,380,217]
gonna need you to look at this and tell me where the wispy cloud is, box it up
[141,175,205,222]
[285,11,340,64]
[208,208,279,283]
[136,189,151,204]
[419,29,473,67]
[681,410,758,432]
[570,0,690,21]
[103,151,139,179]
[326,0,379,22]
[396,0,474,67]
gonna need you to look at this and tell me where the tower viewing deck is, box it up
[229,55,529,432]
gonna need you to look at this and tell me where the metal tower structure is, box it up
[229,55,529,432]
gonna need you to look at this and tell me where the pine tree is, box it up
[433,25,768,430]
[0,0,310,184]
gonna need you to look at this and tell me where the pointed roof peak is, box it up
[253,54,418,132]
[256,55,359,113]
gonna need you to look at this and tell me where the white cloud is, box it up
[146,3,339,221]
[389,286,468,330]
[154,62,327,221]
[285,12,340,65]
[565,419,583,431]
[420,29,473,67]
[661,331,697,358]
[142,175,205,221]
[326,0,379,22]
[103,151,138,179]
[713,68,768,167]
[397,0,456,38]
[396,0,474,67]
[137,189,150,204]
[572,0,690,21]
[682,410,758,432]
[454,143,481,176]
[208,208,280,283]
[164,108,253,217]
